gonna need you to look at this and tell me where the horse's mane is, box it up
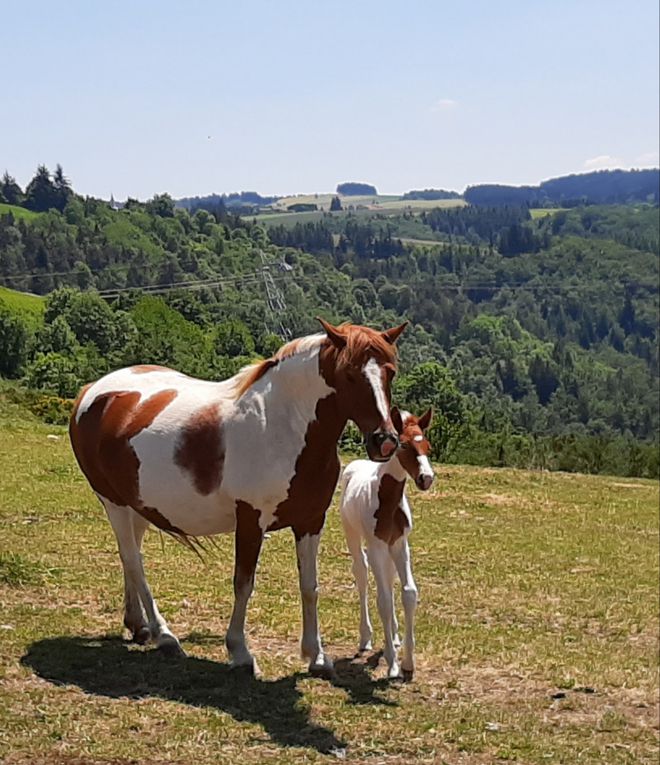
[232,334,325,399]
[232,324,398,400]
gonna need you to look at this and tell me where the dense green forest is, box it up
[0,165,658,477]
[465,168,659,206]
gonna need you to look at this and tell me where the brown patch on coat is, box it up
[270,393,345,539]
[374,473,409,545]
[69,387,184,537]
[234,500,264,587]
[130,364,172,374]
[174,402,225,495]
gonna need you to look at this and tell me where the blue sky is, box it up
[3,0,658,199]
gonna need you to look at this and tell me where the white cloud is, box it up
[431,98,458,113]
[634,151,660,167]
[583,154,624,171]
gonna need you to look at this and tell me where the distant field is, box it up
[530,208,566,219]
[0,286,44,327]
[1,392,658,764]
[0,203,40,221]
[251,197,465,227]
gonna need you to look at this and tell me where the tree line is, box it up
[0,165,657,477]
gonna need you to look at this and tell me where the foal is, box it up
[340,407,434,679]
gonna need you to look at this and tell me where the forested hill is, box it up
[0,165,658,477]
[465,168,659,206]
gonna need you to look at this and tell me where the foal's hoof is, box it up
[157,636,186,659]
[132,627,151,645]
[387,664,403,681]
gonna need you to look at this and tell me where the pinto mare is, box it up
[69,318,406,676]
[340,407,434,679]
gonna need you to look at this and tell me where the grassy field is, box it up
[0,203,41,221]
[0,393,658,764]
[0,286,45,328]
[529,209,566,220]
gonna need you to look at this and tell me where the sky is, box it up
[2,0,658,199]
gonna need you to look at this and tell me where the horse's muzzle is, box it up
[365,431,399,462]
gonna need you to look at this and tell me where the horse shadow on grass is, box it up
[21,636,397,754]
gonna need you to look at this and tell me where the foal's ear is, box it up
[381,321,409,345]
[391,406,404,435]
[316,317,347,348]
[418,407,433,431]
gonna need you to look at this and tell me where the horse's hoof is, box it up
[402,668,414,682]
[158,636,186,659]
[132,627,151,645]
[309,656,336,680]
[358,641,373,653]
[230,657,261,678]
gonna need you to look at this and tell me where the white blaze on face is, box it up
[363,358,389,425]
[417,454,434,490]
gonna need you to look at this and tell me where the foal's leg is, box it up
[341,516,373,651]
[104,501,183,656]
[391,596,401,649]
[367,540,400,678]
[294,530,334,676]
[226,502,263,674]
[390,535,418,680]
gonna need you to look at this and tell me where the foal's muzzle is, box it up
[416,473,434,491]
[365,431,399,462]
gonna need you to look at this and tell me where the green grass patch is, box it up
[0,286,45,328]
[0,390,657,764]
[530,207,566,219]
[0,203,40,221]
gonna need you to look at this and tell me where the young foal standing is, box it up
[340,407,434,679]
[69,318,406,676]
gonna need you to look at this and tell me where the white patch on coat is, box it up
[363,358,389,424]
[223,345,334,531]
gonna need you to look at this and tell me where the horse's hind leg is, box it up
[103,500,184,657]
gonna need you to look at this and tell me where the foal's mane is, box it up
[232,323,398,400]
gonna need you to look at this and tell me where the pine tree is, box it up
[52,164,72,212]
[25,165,58,212]
[1,172,24,206]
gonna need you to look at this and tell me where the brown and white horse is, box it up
[69,318,406,675]
[339,407,434,679]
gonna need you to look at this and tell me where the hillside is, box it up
[0,167,658,477]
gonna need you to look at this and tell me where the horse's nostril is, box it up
[380,438,396,457]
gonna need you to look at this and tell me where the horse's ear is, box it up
[418,407,433,431]
[316,317,346,348]
[381,321,409,345]
[391,406,404,434]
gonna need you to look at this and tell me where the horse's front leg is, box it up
[294,529,334,677]
[226,501,264,675]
